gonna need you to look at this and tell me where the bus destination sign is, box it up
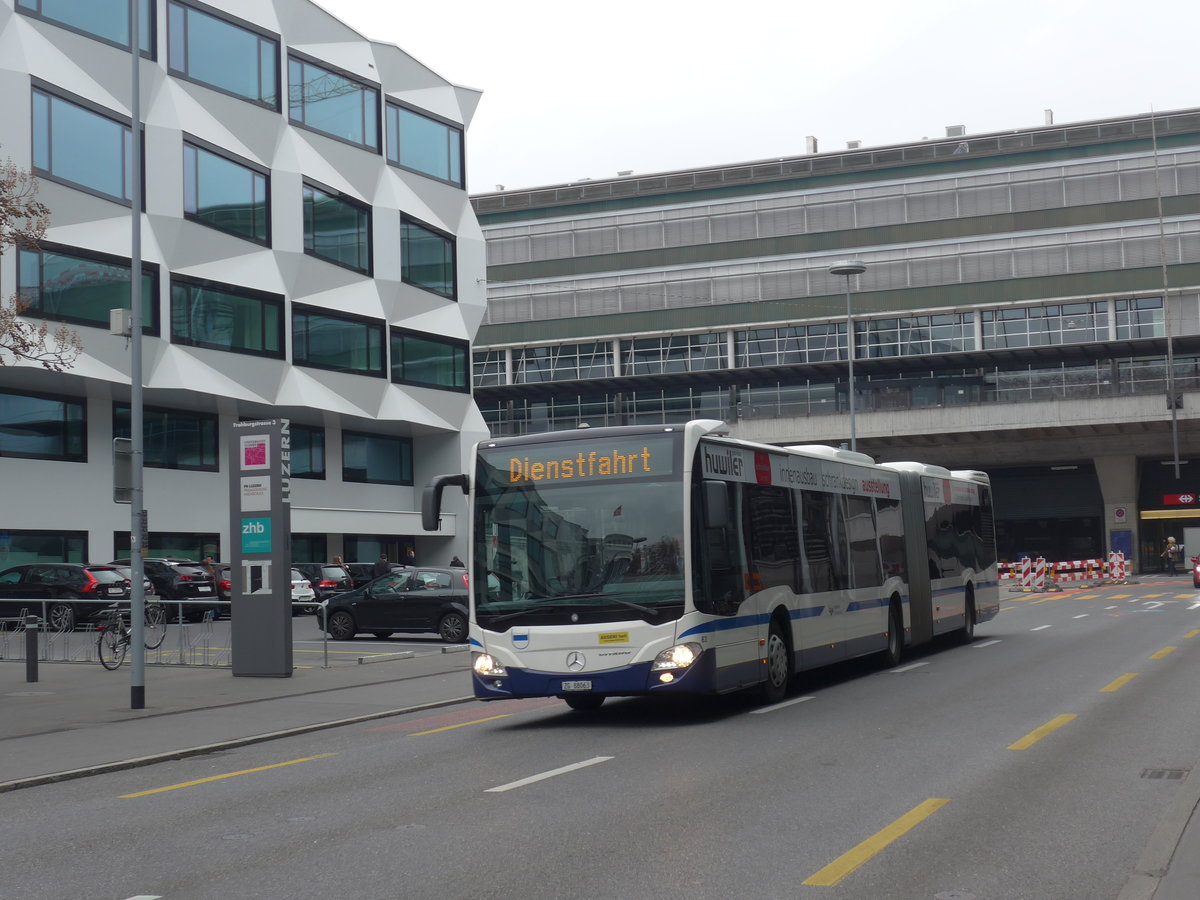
[493,435,677,485]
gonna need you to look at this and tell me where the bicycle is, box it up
[96,602,167,670]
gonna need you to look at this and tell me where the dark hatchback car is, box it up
[294,563,354,603]
[319,567,468,643]
[109,558,218,621]
[0,563,132,631]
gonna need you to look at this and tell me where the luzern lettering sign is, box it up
[700,442,898,499]
[491,435,677,485]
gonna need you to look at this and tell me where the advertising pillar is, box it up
[229,419,292,677]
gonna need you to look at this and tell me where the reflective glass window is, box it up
[18,244,158,334]
[170,277,283,358]
[0,389,85,461]
[114,404,218,471]
[167,2,278,108]
[342,431,412,485]
[401,216,456,299]
[292,424,326,479]
[0,529,87,564]
[303,183,371,274]
[385,103,463,186]
[183,141,269,244]
[473,350,506,387]
[17,0,152,54]
[292,305,384,377]
[390,329,469,392]
[288,55,379,151]
[32,87,132,203]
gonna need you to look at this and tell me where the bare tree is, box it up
[0,158,82,371]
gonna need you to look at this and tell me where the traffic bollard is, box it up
[25,615,38,683]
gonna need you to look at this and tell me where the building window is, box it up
[291,534,327,563]
[167,1,278,108]
[1115,298,1164,340]
[115,404,218,471]
[385,102,463,187]
[0,529,87,565]
[473,349,506,387]
[287,54,379,151]
[18,243,159,334]
[113,531,219,560]
[861,312,976,359]
[390,329,469,392]
[621,333,725,376]
[32,84,133,203]
[342,431,412,485]
[170,276,283,358]
[737,324,847,367]
[292,304,384,377]
[302,181,371,274]
[982,302,1107,350]
[0,389,85,461]
[292,423,325,479]
[183,138,270,244]
[401,215,456,299]
[16,0,153,54]
[514,342,612,384]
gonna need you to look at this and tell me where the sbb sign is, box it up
[1163,494,1198,506]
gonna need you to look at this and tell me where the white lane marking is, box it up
[121,896,163,900]
[486,756,613,793]
[889,662,929,674]
[1074,614,1089,619]
[1031,625,1053,631]
[1191,602,1200,610]
[751,695,815,714]
[972,639,1002,648]
[1105,606,1119,610]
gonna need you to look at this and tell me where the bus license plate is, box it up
[561,680,592,691]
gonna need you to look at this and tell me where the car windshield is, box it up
[320,566,347,579]
[473,433,685,630]
[88,568,126,583]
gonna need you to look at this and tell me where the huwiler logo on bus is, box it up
[509,446,653,483]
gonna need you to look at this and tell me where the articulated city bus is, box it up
[423,419,999,710]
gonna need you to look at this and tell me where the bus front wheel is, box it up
[762,620,790,704]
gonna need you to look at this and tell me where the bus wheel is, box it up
[959,595,976,644]
[883,600,903,668]
[564,694,604,711]
[762,619,790,704]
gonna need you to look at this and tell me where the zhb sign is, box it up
[1163,494,1198,506]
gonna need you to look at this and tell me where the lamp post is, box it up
[829,260,866,452]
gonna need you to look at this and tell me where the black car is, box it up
[109,558,218,621]
[0,563,132,631]
[294,563,354,602]
[319,567,468,643]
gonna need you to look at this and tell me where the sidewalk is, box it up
[0,647,473,791]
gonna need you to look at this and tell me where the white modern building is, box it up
[0,0,487,567]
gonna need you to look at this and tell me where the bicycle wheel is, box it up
[97,625,127,670]
[143,603,167,649]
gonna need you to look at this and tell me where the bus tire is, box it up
[959,591,976,644]
[563,694,604,711]
[883,599,903,667]
[762,618,790,704]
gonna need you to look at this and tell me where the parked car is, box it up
[291,568,318,613]
[294,563,354,603]
[0,563,132,631]
[111,565,155,597]
[215,565,233,602]
[1192,555,1200,589]
[109,558,219,621]
[318,566,468,643]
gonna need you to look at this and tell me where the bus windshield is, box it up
[473,434,685,630]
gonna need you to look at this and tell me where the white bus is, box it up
[423,419,999,710]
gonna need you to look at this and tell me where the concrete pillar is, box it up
[1094,455,1139,571]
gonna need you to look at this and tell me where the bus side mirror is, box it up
[422,473,470,532]
[703,480,729,529]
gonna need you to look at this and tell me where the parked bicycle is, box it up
[96,603,167,670]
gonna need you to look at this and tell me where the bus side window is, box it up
[745,484,799,594]
[695,480,743,616]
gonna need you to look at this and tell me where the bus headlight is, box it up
[651,643,703,672]
[473,653,507,677]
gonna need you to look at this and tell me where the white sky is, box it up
[321,0,1200,193]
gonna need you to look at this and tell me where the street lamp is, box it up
[829,260,866,452]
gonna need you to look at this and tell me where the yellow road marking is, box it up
[1074,594,1099,599]
[1110,594,1132,599]
[120,753,336,798]
[1186,630,1200,639]
[1151,647,1178,659]
[1144,593,1165,598]
[1030,596,1060,605]
[803,798,949,886]
[1100,673,1138,693]
[1008,714,1077,750]
[412,714,510,735]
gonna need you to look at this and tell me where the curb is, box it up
[1116,756,1200,900]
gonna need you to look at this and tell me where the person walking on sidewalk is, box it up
[1162,537,1181,575]
[372,554,391,577]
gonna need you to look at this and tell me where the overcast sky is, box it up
[321,0,1199,194]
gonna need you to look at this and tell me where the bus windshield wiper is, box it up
[483,592,657,626]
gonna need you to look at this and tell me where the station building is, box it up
[0,0,486,568]
[471,110,1200,572]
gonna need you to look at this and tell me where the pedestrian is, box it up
[1162,537,1181,575]
[405,547,417,567]
[372,553,390,577]
[449,555,464,567]
[201,555,217,579]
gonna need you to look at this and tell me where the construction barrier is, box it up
[1107,551,1128,584]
